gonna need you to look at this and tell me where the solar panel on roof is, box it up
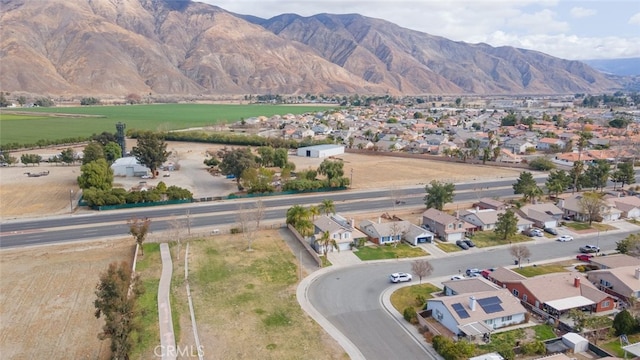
[477,296,502,306]
[482,304,504,313]
[452,303,470,319]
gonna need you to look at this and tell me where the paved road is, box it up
[3,172,574,248]
[306,229,638,360]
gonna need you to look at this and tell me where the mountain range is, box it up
[0,0,624,98]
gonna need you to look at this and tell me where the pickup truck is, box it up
[580,245,600,253]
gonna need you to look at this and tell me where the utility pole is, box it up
[186,210,191,236]
[69,189,74,213]
[350,168,353,188]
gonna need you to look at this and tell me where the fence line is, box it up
[184,242,204,360]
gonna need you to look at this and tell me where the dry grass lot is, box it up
[0,239,134,360]
[0,141,525,359]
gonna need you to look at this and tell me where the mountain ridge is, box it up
[0,0,622,97]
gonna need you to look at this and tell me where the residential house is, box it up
[589,254,640,270]
[605,195,640,219]
[485,267,526,288]
[441,277,501,297]
[536,138,566,151]
[292,128,315,139]
[587,266,640,302]
[426,289,527,339]
[502,138,535,155]
[517,203,564,229]
[460,208,532,232]
[352,138,375,150]
[422,208,474,242]
[311,123,331,135]
[499,270,616,316]
[557,194,622,222]
[495,149,523,163]
[358,219,434,246]
[474,198,507,211]
[313,214,367,252]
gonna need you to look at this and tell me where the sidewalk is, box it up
[158,243,177,360]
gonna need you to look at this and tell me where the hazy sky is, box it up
[202,0,640,60]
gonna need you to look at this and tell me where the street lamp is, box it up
[597,230,600,255]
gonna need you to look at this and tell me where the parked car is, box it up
[466,268,481,277]
[389,272,412,283]
[141,174,152,179]
[523,228,543,237]
[450,275,465,281]
[580,245,600,253]
[544,227,558,235]
[576,254,594,262]
[463,238,476,247]
[557,235,574,242]
[456,240,469,250]
[481,268,495,279]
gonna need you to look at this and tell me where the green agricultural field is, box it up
[0,104,335,146]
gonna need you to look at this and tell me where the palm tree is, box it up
[309,205,320,221]
[286,205,308,228]
[319,199,335,216]
[523,185,543,203]
[314,230,338,257]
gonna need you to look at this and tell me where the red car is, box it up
[576,254,593,262]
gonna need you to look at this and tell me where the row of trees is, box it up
[77,131,191,207]
[212,146,350,194]
[286,200,337,256]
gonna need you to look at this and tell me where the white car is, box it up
[557,235,574,242]
[389,272,412,283]
[450,275,465,281]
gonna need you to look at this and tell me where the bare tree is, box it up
[236,204,254,251]
[167,216,185,260]
[411,259,433,284]
[509,244,531,269]
[128,217,151,255]
[253,199,265,231]
[579,192,605,226]
[389,221,405,248]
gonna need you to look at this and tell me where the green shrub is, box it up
[521,340,546,355]
[403,307,417,323]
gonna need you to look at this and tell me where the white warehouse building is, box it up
[110,157,150,177]
[296,144,345,158]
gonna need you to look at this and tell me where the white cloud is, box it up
[485,32,640,60]
[629,12,640,25]
[200,0,640,59]
[505,9,569,34]
[570,6,596,18]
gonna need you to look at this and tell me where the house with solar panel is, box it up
[425,288,527,340]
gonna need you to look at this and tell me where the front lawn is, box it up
[436,241,463,253]
[565,222,591,231]
[468,231,531,247]
[514,264,569,277]
[390,283,441,313]
[354,243,428,261]
[565,222,616,231]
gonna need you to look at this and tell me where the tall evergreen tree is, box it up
[94,261,143,360]
[131,131,168,178]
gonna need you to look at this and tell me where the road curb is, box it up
[296,265,366,360]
